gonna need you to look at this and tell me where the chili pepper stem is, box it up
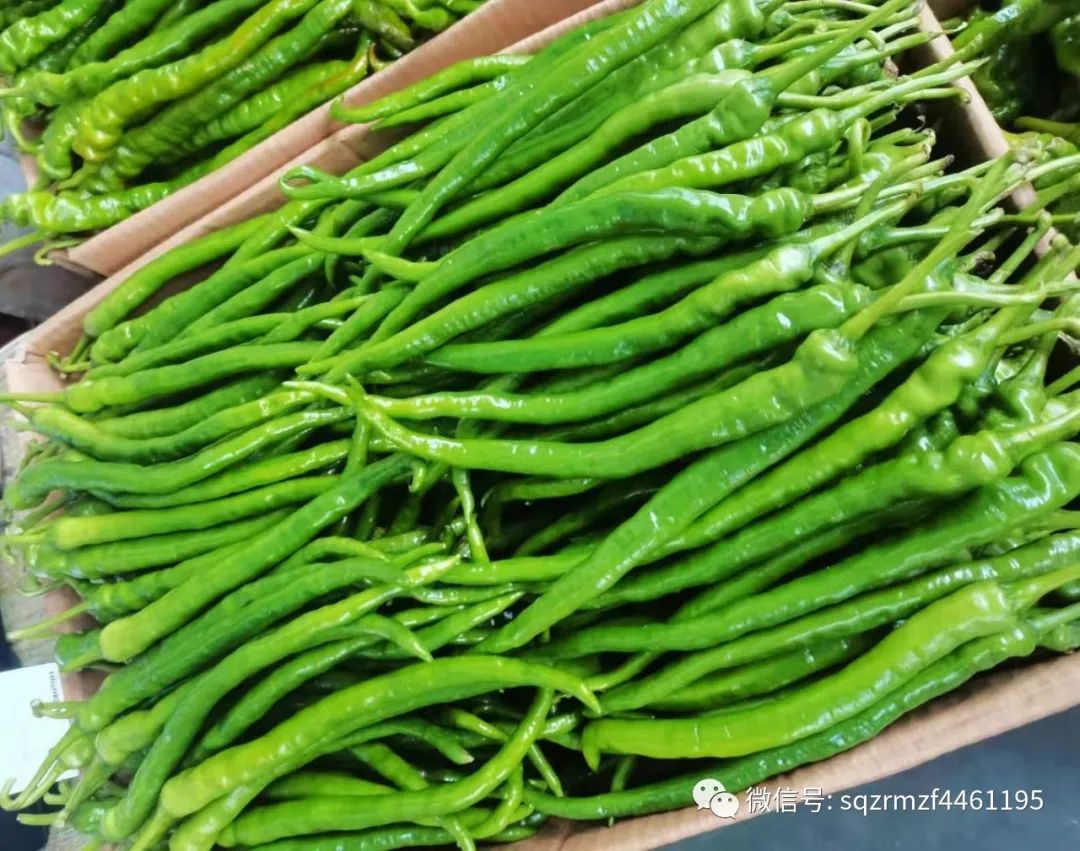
[752,30,838,65]
[47,333,91,373]
[7,600,91,641]
[842,58,985,126]
[1004,404,1080,457]
[20,568,64,594]
[1015,117,1079,139]
[586,652,655,693]
[765,0,914,97]
[1,531,46,547]
[1007,565,1080,611]
[999,318,1080,347]
[3,400,33,418]
[814,152,941,213]
[0,391,65,405]
[56,756,111,827]
[784,0,880,14]
[41,787,69,807]
[125,805,175,851]
[0,230,44,262]
[286,380,350,404]
[1029,601,1080,635]
[34,238,81,265]
[17,811,59,826]
[875,159,996,206]
[898,281,1080,311]
[1,751,65,810]
[60,644,106,673]
[809,193,919,256]
[1024,152,1080,185]
[31,699,77,719]
[844,154,1017,340]
[1047,365,1080,397]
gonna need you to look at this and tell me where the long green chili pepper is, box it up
[12,0,271,106]
[68,0,176,66]
[418,200,908,375]
[650,634,875,712]
[6,405,349,508]
[99,438,355,510]
[560,526,1080,673]
[18,510,289,581]
[161,664,594,820]
[82,216,270,342]
[103,0,357,183]
[298,185,817,355]
[73,459,405,673]
[72,0,325,163]
[179,59,352,157]
[528,615,1075,821]
[12,341,319,414]
[467,160,1009,652]
[584,569,1080,762]
[98,596,444,839]
[90,375,281,439]
[589,454,1080,711]
[302,0,750,261]
[591,403,1080,613]
[421,32,917,242]
[17,389,320,463]
[16,476,338,551]
[0,0,106,75]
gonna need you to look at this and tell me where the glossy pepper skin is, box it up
[972,29,1036,123]
[592,448,1080,714]
[101,0,357,184]
[0,0,106,76]
[581,571,1078,762]
[158,659,597,818]
[952,0,1080,58]
[1052,14,1080,76]
[20,0,270,107]
[71,0,325,163]
[8,1,1080,846]
[529,619,1063,822]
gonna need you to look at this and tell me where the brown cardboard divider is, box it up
[52,0,613,277]
[4,3,1080,849]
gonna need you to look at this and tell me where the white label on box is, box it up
[0,663,76,794]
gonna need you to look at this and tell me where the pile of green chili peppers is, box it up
[1,0,1080,848]
[949,0,1079,127]
[944,0,1080,242]
[0,0,483,250]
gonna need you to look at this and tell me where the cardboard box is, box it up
[33,0,614,277]
[4,3,1078,850]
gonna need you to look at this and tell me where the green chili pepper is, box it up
[103,0,357,184]
[1052,14,1080,76]
[582,575,1072,762]
[528,616,1072,821]
[0,0,106,75]
[72,0,324,164]
[161,662,596,819]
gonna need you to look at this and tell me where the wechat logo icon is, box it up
[693,778,740,820]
